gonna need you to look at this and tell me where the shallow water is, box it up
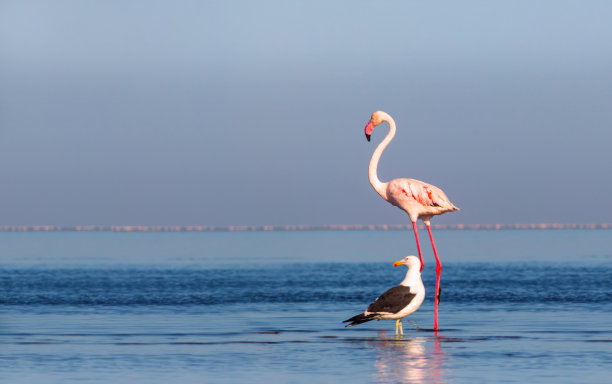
[1,230,611,383]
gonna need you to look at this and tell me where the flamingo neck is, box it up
[368,115,395,200]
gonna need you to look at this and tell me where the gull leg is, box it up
[425,221,442,331]
[399,319,404,336]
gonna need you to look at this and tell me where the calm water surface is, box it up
[1,230,611,383]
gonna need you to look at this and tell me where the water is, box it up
[1,230,611,383]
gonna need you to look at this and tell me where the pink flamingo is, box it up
[364,110,459,331]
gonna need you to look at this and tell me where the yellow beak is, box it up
[393,260,404,267]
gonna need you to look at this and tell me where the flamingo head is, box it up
[364,111,387,142]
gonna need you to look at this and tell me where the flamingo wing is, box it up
[394,179,458,210]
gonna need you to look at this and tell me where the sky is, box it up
[1,1,611,226]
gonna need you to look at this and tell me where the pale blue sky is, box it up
[1,1,611,226]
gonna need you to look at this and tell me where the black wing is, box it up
[367,285,416,314]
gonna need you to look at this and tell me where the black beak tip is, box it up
[365,134,371,142]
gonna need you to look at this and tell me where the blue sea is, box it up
[1,229,611,383]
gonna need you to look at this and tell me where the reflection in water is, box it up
[369,332,445,384]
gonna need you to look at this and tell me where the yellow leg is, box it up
[395,319,400,335]
[399,319,404,336]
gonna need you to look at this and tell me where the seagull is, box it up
[344,256,425,335]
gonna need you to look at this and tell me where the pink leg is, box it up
[411,221,424,272]
[426,223,442,331]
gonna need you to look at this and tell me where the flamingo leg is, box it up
[411,221,425,271]
[425,223,442,331]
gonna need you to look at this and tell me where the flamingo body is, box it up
[385,178,458,222]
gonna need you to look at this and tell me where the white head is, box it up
[392,255,421,272]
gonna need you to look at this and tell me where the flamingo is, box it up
[364,110,459,331]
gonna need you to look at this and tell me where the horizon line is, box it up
[0,223,610,232]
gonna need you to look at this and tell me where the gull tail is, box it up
[343,313,377,327]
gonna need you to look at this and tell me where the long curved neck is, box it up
[369,116,395,200]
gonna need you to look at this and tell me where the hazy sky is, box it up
[1,1,611,226]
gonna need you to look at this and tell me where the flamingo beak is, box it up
[364,120,374,142]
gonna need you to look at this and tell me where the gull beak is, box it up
[364,120,374,142]
[393,260,404,267]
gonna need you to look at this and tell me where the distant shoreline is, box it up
[0,224,610,232]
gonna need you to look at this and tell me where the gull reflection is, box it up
[369,332,445,384]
